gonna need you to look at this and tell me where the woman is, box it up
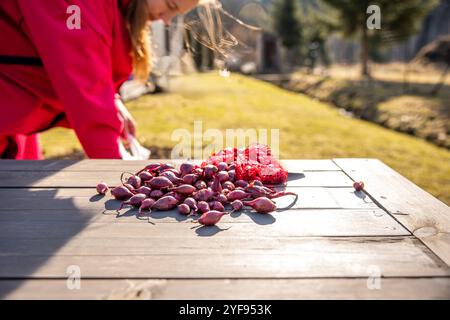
[0,0,199,159]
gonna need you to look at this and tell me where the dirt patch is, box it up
[284,72,450,149]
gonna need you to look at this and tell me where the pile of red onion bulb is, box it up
[98,160,297,226]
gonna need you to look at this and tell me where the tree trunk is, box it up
[286,47,297,71]
[361,27,370,78]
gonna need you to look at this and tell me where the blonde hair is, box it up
[185,1,260,60]
[124,0,257,80]
[126,0,152,82]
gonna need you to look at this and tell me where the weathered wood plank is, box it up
[0,159,339,172]
[0,187,377,210]
[0,208,408,237]
[0,171,352,188]
[280,159,340,172]
[286,171,352,186]
[0,237,447,278]
[334,158,450,266]
[0,160,183,172]
[1,278,449,300]
[0,209,410,248]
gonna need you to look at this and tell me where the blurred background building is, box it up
[122,0,450,97]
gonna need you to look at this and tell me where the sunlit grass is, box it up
[41,73,450,204]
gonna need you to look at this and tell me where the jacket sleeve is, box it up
[19,0,124,159]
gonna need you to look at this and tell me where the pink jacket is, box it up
[0,0,133,158]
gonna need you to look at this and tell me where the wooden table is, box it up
[0,159,449,299]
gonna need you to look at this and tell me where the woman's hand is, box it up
[115,95,137,138]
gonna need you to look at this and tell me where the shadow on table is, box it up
[193,211,276,237]
[146,210,189,222]
[353,190,368,201]
[0,160,95,299]
[195,225,231,237]
[230,210,276,226]
[287,172,305,183]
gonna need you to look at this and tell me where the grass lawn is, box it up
[41,73,450,205]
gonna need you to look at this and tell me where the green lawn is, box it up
[41,73,450,204]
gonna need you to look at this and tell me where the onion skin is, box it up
[175,192,187,202]
[183,197,198,212]
[227,189,250,201]
[228,170,236,182]
[217,162,228,171]
[243,197,277,214]
[235,180,249,188]
[124,193,147,207]
[353,181,365,192]
[96,182,109,195]
[123,184,136,192]
[139,198,156,213]
[147,176,174,190]
[194,180,207,190]
[182,174,199,185]
[160,168,181,177]
[135,186,152,197]
[170,184,197,196]
[216,171,229,183]
[118,194,147,212]
[211,201,225,212]
[197,201,210,213]
[222,181,235,191]
[144,163,161,172]
[215,193,228,204]
[152,196,179,211]
[231,200,244,212]
[127,175,142,189]
[203,165,218,179]
[178,204,191,216]
[160,171,183,184]
[252,180,264,187]
[138,171,153,182]
[211,176,223,193]
[136,163,161,175]
[194,188,214,202]
[198,211,229,226]
[150,189,164,199]
[180,162,195,177]
[111,186,134,200]
[245,185,273,198]
[157,163,175,173]
[166,191,186,203]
